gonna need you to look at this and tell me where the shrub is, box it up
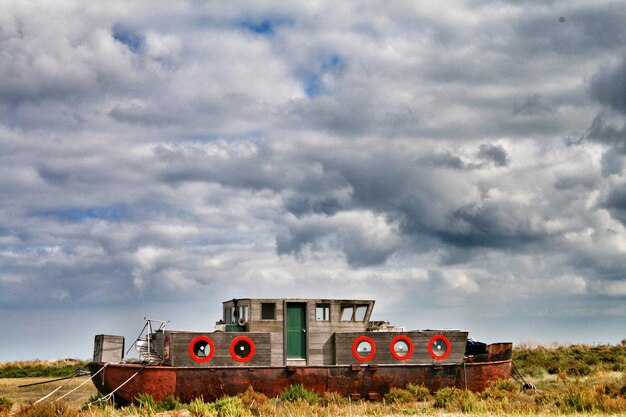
[135,393,159,413]
[188,397,217,417]
[237,386,271,416]
[161,395,182,411]
[187,396,252,417]
[513,344,626,377]
[406,383,431,401]
[210,396,251,417]
[561,383,600,412]
[279,384,319,405]
[384,383,431,404]
[12,401,79,417]
[0,359,89,378]
[384,387,413,404]
[0,396,12,414]
[434,387,482,412]
[488,378,521,393]
[133,393,182,413]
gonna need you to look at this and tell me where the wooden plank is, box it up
[167,331,272,367]
[93,335,124,363]
[334,331,468,365]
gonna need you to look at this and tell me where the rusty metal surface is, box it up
[465,343,513,363]
[90,357,512,404]
[89,363,177,405]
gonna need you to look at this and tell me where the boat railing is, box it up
[126,317,170,364]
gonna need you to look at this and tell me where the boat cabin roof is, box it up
[222,298,375,323]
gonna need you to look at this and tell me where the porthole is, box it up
[390,335,413,360]
[189,336,215,362]
[230,336,255,362]
[352,336,376,362]
[428,335,451,360]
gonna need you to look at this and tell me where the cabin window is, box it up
[354,305,368,321]
[340,306,354,321]
[261,303,275,320]
[224,307,235,324]
[238,305,249,322]
[340,304,370,321]
[315,304,330,321]
[225,305,249,324]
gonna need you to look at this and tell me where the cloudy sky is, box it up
[2,0,626,361]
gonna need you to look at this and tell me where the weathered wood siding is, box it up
[239,298,374,366]
[164,331,271,367]
[306,299,372,365]
[248,300,284,366]
[93,335,125,363]
[335,330,468,365]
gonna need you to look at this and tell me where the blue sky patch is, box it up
[305,74,323,97]
[239,17,292,35]
[302,54,344,98]
[112,24,143,52]
[241,19,274,34]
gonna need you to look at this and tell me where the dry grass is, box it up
[0,377,97,413]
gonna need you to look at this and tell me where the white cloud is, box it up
[598,280,626,297]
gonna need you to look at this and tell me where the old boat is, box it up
[89,298,512,403]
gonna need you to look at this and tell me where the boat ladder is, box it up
[127,317,169,364]
[135,336,162,363]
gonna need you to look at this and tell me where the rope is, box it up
[54,363,109,402]
[511,361,536,391]
[87,365,145,407]
[33,364,109,404]
[34,375,76,404]
[126,321,149,356]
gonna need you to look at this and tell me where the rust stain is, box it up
[90,357,512,404]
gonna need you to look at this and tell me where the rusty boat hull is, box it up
[89,345,512,403]
[89,299,514,404]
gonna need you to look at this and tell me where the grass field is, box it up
[0,376,96,409]
[1,344,625,416]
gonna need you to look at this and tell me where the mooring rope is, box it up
[33,376,76,404]
[511,361,536,390]
[87,365,145,407]
[32,363,109,404]
[54,363,109,402]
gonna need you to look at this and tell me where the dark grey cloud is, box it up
[602,185,626,225]
[513,94,555,117]
[477,144,509,167]
[590,56,626,115]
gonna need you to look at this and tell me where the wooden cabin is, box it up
[219,298,376,366]
[95,298,469,368]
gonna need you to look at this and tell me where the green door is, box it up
[286,303,306,359]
